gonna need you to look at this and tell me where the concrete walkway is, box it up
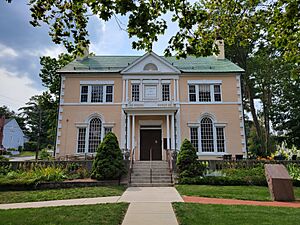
[0,187,183,225]
[0,196,120,209]
[120,187,183,225]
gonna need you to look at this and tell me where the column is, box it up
[132,115,135,150]
[171,113,175,150]
[176,79,179,102]
[166,114,170,149]
[127,114,131,150]
[173,79,176,102]
[125,79,129,102]
[122,79,126,102]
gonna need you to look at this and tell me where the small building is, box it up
[2,118,26,149]
[56,41,246,160]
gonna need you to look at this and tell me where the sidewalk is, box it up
[0,196,120,209]
[120,187,183,225]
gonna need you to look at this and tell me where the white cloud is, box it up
[23,45,66,59]
[0,67,43,112]
[0,43,18,58]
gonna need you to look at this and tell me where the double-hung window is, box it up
[80,84,114,103]
[162,84,170,101]
[132,84,140,101]
[188,83,222,102]
[190,117,226,154]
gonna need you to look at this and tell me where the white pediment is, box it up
[121,52,181,74]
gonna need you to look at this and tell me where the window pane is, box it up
[77,128,86,153]
[88,118,102,153]
[199,84,211,102]
[80,86,88,102]
[162,84,170,101]
[189,85,196,102]
[190,127,198,151]
[216,127,225,152]
[132,84,140,101]
[214,85,221,102]
[201,117,214,152]
[106,85,113,102]
[91,86,103,102]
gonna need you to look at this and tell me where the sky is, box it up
[0,1,177,113]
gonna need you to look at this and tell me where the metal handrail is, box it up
[165,149,173,183]
[150,148,152,184]
[129,147,136,184]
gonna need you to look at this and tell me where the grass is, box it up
[0,203,128,225]
[0,186,126,204]
[16,151,36,157]
[173,203,300,225]
[176,185,300,201]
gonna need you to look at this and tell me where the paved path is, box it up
[184,196,300,208]
[0,196,120,209]
[120,187,183,225]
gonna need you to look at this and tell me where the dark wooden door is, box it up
[140,129,162,161]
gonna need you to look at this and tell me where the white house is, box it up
[2,118,26,149]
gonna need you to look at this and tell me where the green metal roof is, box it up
[59,55,244,73]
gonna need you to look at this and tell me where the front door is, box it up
[140,129,162,160]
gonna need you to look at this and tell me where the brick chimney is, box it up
[215,39,225,60]
[0,115,5,148]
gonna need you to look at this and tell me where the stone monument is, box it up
[265,164,295,201]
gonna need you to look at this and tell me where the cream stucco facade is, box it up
[56,52,246,160]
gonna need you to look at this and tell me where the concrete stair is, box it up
[129,161,173,187]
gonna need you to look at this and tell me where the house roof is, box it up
[4,118,13,125]
[59,55,244,74]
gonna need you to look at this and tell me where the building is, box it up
[56,41,246,160]
[1,118,26,149]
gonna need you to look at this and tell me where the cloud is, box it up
[0,43,18,58]
[23,45,66,59]
[0,67,43,112]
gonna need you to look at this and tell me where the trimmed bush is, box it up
[91,132,125,180]
[176,139,206,180]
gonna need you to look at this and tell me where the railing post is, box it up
[150,148,152,184]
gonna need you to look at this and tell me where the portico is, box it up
[125,111,177,161]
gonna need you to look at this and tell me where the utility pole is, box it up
[35,107,42,161]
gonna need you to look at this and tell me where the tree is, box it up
[5,1,298,63]
[39,53,73,98]
[91,132,125,180]
[176,139,203,179]
[0,105,26,131]
[19,92,56,153]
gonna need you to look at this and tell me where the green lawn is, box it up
[176,185,300,201]
[0,203,128,225]
[16,151,36,157]
[173,203,300,225]
[0,186,126,204]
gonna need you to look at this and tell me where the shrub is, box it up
[287,164,300,181]
[39,149,52,160]
[18,146,23,152]
[0,155,9,161]
[91,132,125,180]
[24,141,37,151]
[176,139,206,180]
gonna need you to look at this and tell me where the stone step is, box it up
[131,177,172,182]
[131,175,171,179]
[129,183,174,187]
[132,172,171,176]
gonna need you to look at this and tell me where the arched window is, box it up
[88,118,102,153]
[201,117,214,152]
[143,63,158,71]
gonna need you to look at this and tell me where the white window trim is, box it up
[80,84,114,103]
[188,80,222,84]
[188,83,222,103]
[189,119,227,155]
[80,80,114,85]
